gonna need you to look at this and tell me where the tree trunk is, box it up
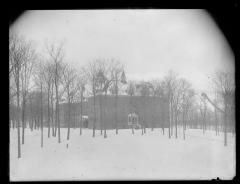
[73,109,76,129]
[55,78,61,143]
[67,99,71,140]
[224,101,227,146]
[170,102,174,137]
[51,103,55,137]
[100,93,103,135]
[168,101,171,139]
[183,110,185,140]
[17,74,21,158]
[40,83,43,148]
[30,117,33,131]
[204,108,206,134]
[104,91,107,138]
[161,98,164,135]
[21,96,25,145]
[93,92,96,138]
[51,84,55,137]
[175,113,178,139]
[57,97,60,143]
[214,107,218,136]
[30,98,33,131]
[202,117,205,134]
[202,109,206,135]
[80,90,83,135]
[55,96,58,138]
[34,117,37,130]
[13,119,15,129]
[115,92,118,135]
[47,89,50,138]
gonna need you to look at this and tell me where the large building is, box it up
[60,95,169,129]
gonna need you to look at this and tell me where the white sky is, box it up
[11,10,234,95]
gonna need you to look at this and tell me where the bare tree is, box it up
[9,32,34,158]
[150,79,165,133]
[27,91,40,131]
[162,71,178,139]
[20,41,36,144]
[62,63,78,140]
[212,71,235,146]
[95,60,107,136]
[108,59,125,135]
[46,42,65,143]
[95,59,114,138]
[171,78,194,139]
[179,80,195,140]
[76,69,87,136]
[83,60,98,137]
[27,91,35,131]
[9,64,17,129]
[50,75,55,137]
[212,91,221,136]
[33,59,46,148]
[10,32,22,158]
[199,95,207,134]
[42,62,54,138]
[102,64,115,138]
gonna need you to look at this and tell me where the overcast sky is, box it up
[11,10,234,94]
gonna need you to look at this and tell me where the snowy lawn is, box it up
[10,127,235,181]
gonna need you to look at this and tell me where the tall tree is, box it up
[46,42,65,143]
[102,68,113,138]
[10,32,34,158]
[212,90,221,136]
[33,59,46,148]
[95,59,114,138]
[109,59,125,135]
[162,71,178,139]
[150,79,165,133]
[95,60,107,136]
[199,95,207,134]
[212,71,235,146]
[76,70,87,136]
[62,63,78,140]
[42,62,54,138]
[171,78,193,139]
[20,42,36,144]
[10,32,22,158]
[50,77,55,137]
[179,80,195,140]
[83,60,98,137]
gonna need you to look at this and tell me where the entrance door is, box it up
[83,119,88,128]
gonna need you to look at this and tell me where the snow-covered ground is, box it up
[10,127,235,181]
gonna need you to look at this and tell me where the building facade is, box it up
[60,95,169,130]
